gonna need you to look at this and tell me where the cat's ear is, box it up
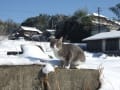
[59,37,63,42]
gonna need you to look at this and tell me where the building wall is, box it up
[91,25,109,35]
[92,16,120,35]
[23,31,40,36]
[105,38,119,51]
[87,38,120,55]
[87,40,102,52]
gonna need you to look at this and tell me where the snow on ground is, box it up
[0,37,120,90]
[0,37,60,66]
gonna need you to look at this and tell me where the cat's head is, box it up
[50,37,63,51]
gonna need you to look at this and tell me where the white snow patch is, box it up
[21,44,50,60]
[42,63,55,74]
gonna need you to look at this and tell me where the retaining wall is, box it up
[0,65,100,90]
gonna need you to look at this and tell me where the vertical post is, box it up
[119,39,120,50]
[98,7,101,33]
[102,39,106,52]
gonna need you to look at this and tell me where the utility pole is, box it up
[97,7,101,33]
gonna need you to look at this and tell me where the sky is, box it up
[0,0,119,23]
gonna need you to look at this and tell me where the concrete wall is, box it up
[0,65,100,90]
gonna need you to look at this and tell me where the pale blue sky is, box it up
[0,0,119,23]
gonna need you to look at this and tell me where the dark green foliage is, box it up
[109,3,120,21]
[55,10,92,43]
[55,18,91,43]
[74,9,88,18]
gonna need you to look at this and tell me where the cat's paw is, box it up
[65,65,70,69]
[75,65,81,69]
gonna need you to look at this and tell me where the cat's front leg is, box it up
[64,61,71,69]
[60,60,64,68]
[60,60,70,69]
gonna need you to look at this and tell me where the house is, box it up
[19,26,45,41]
[83,30,120,55]
[91,13,120,35]
[9,26,43,40]
[20,26,42,36]
[46,29,55,35]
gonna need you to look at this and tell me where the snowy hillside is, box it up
[0,36,120,90]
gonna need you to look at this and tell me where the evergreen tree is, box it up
[55,9,93,42]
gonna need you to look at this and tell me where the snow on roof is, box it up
[83,30,120,41]
[21,26,42,33]
[92,13,120,25]
[92,13,107,18]
[113,20,120,25]
[46,29,55,32]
